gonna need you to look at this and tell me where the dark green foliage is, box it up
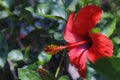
[0,0,120,80]
[91,57,120,80]
[0,32,8,68]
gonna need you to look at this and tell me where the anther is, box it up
[44,44,64,55]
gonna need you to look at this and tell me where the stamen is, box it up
[44,40,90,55]
[44,44,65,55]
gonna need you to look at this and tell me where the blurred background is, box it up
[0,0,120,80]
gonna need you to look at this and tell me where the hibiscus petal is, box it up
[78,68,86,78]
[68,43,89,78]
[64,13,82,43]
[74,5,102,37]
[77,50,87,78]
[68,46,86,67]
[87,33,113,63]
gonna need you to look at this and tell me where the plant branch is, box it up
[55,51,65,78]
[7,60,17,80]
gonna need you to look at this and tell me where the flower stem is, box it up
[55,50,66,78]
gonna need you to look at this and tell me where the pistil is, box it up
[44,40,89,55]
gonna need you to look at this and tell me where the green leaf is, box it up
[26,62,39,71]
[24,46,30,61]
[51,4,67,19]
[0,32,8,68]
[91,28,101,33]
[87,64,97,80]
[112,36,120,44]
[116,48,120,57]
[8,49,24,61]
[90,57,120,80]
[38,68,56,80]
[58,75,70,80]
[65,0,73,8]
[4,0,14,7]
[38,51,52,65]
[18,68,41,80]
[67,0,79,12]
[20,9,34,25]
[101,12,113,18]
[101,18,117,37]
[0,0,9,8]
[54,31,63,40]
[0,11,9,19]
[36,0,52,3]
[25,3,67,20]
[80,0,92,6]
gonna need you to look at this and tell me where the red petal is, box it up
[68,46,87,67]
[68,43,89,78]
[87,33,113,63]
[77,51,87,78]
[74,5,102,37]
[64,13,82,43]
[78,67,86,78]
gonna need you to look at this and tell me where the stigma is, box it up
[44,44,66,55]
[44,40,89,55]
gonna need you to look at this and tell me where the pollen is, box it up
[44,44,64,55]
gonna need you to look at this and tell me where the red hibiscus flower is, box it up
[64,5,113,78]
[44,5,113,78]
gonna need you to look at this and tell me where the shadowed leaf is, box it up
[91,57,120,80]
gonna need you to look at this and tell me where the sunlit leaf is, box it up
[116,48,120,57]
[87,64,97,80]
[18,68,41,80]
[38,51,52,65]
[101,18,117,37]
[0,32,8,68]
[26,62,39,71]
[8,49,24,61]
[101,12,113,18]
[37,14,65,20]
[25,3,67,20]
[36,0,52,3]
[54,31,63,40]
[91,28,101,33]
[0,11,9,19]
[26,3,51,15]
[90,57,120,80]
[67,0,78,12]
[3,0,14,7]
[24,46,30,61]
[112,36,120,44]
[0,0,9,8]
[80,0,92,6]
[51,4,67,19]
[58,75,70,80]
